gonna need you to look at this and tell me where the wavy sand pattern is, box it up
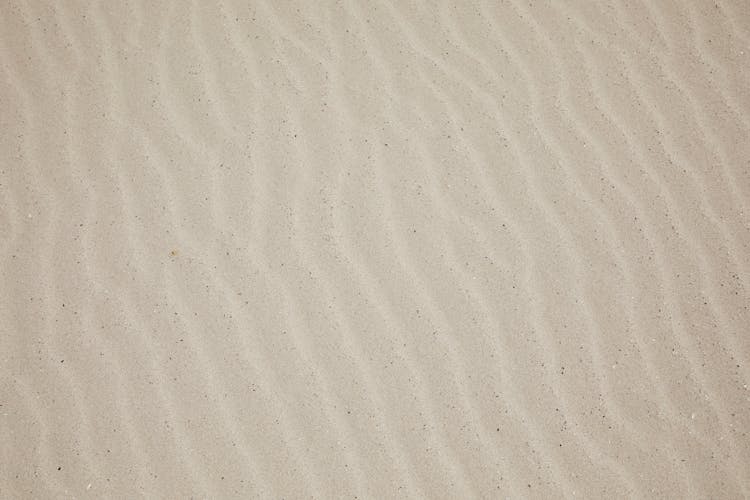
[1,1,749,498]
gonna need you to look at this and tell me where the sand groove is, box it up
[2,1,749,498]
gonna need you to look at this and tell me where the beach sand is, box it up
[1,1,749,498]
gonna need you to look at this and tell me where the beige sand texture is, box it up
[1,0,749,498]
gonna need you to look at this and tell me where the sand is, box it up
[1,0,749,498]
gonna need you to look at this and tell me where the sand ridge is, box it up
[1,0,749,498]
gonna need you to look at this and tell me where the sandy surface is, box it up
[1,1,749,498]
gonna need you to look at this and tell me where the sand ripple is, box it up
[1,1,748,498]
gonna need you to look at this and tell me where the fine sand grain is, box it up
[1,1,749,498]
